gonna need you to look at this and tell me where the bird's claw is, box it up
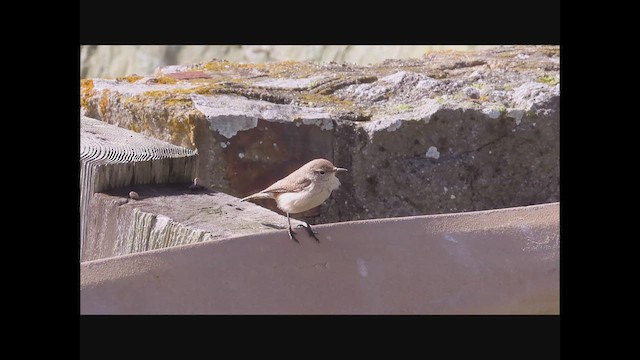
[296,223,318,233]
[302,224,320,243]
[309,232,320,243]
[292,223,319,243]
[288,227,300,243]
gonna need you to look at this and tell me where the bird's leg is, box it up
[287,213,300,243]
[296,219,320,243]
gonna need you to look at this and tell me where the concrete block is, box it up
[83,185,302,262]
[80,46,559,224]
[81,202,559,314]
[80,116,197,256]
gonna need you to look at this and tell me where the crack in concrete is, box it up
[216,87,293,105]
[440,60,487,70]
[468,133,509,155]
[297,262,329,270]
[432,132,510,167]
[313,76,378,95]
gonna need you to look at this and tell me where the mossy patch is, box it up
[300,93,353,108]
[429,71,448,79]
[165,97,193,107]
[495,84,514,91]
[168,116,190,144]
[541,48,560,57]
[389,104,414,114]
[194,59,317,80]
[535,75,559,86]
[266,60,316,79]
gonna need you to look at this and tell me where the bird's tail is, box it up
[240,192,272,202]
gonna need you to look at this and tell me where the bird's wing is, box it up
[261,176,312,194]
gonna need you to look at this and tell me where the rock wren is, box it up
[241,158,347,243]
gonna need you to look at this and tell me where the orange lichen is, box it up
[81,79,94,92]
[99,89,110,116]
[116,75,143,83]
[154,76,178,85]
[200,60,233,72]
[166,113,199,147]
[80,80,96,109]
[142,90,170,98]
[165,97,193,107]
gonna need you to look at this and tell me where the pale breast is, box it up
[275,174,341,214]
[276,190,326,213]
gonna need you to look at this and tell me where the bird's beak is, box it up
[334,167,348,173]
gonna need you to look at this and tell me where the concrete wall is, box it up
[80,46,560,225]
[81,202,559,315]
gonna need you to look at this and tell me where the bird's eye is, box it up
[319,171,325,175]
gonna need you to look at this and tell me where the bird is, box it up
[241,158,347,243]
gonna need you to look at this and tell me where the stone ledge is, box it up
[82,185,299,262]
[81,202,559,315]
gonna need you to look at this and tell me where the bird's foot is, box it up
[297,223,320,243]
[295,224,317,234]
[288,227,300,244]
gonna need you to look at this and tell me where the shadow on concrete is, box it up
[104,183,219,201]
